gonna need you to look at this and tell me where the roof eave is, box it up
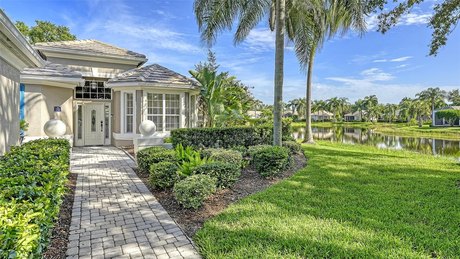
[0,10,45,69]
[107,81,199,91]
[21,74,84,88]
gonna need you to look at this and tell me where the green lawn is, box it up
[194,142,460,258]
[292,121,460,140]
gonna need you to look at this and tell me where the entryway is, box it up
[74,102,111,146]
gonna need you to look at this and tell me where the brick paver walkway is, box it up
[67,147,200,259]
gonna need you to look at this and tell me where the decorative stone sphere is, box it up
[44,119,67,138]
[139,120,156,136]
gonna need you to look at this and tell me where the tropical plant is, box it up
[290,0,367,143]
[326,97,350,122]
[398,97,414,122]
[353,99,366,121]
[363,95,379,121]
[412,99,431,127]
[194,0,289,146]
[448,89,460,106]
[416,87,447,118]
[383,104,398,122]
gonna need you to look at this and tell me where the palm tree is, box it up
[383,104,398,122]
[354,99,366,121]
[189,67,233,127]
[194,0,287,146]
[416,87,447,121]
[399,97,414,122]
[326,97,349,122]
[289,0,366,143]
[448,89,460,106]
[412,99,431,127]
[363,95,378,121]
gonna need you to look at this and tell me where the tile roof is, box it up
[22,61,82,78]
[34,40,146,59]
[108,64,197,88]
[312,110,333,116]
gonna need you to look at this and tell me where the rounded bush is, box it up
[282,141,302,155]
[173,175,217,209]
[201,148,243,168]
[149,162,180,189]
[251,146,289,178]
[137,146,177,173]
[193,162,241,188]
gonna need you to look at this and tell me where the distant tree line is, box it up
[285,87,459,126]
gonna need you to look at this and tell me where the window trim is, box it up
[121,90,136,134]
[75,80,112,100]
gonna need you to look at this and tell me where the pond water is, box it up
[292,126,460,157]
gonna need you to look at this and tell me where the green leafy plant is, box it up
[137,146,177,173]
[436,109,460,126]
[178,152,213,177]
[0,139,70,258]
[251,145,290,178]
[282,141,303,156]
[193,162,241,188]
[201,148,244,168]
[19,119,29,132]
[173,174,217,209]
[149,162,180,189]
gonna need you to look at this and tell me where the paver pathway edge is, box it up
[66,146,200,259]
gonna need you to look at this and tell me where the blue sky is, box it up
[2,0,459,104]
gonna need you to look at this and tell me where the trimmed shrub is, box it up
[247,145,272,159]
[282,141,303,155]
[193,162,241,188]
[251,146,290,178]
[137,146,177,173]
[171,119,292,149]
[173,175,217,209]
[0,139,70,258]
[201,148,243,168]
[149,162,180,189]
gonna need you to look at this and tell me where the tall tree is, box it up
[448,89,460,105]
[290,0,366,143]
[416,87,447,121]
[194,0,287,146]
[326,97,349,121]
[368,0,460,55]
[383,104,398,122]
[354,99,366,121]
[15,20,76,44]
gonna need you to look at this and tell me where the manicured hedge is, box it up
[137,146,177,173]
[171,121,292,149]
[174,174,217,209]
[251,145,290,178]
[193,162,241,188]
[149,162,180,189]
[0,139,70,258]
[201,148,244,168]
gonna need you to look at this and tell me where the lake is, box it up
[292,126,460,157]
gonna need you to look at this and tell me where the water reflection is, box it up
[293,126,460,157]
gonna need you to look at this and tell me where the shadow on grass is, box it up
[194,143,460,258]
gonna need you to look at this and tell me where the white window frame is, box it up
[121,90,136,134]
[142,91,185,132]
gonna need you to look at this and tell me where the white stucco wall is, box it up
[0,57,20,154]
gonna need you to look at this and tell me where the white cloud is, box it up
[245,28,275,52]
[373,56,412,63]
[366,12,432,31]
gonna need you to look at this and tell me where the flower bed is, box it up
[0,139,70,258]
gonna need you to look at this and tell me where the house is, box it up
[344,111,362,122]
[432,106,460,126]
[19,40,200,147]
[0,10,44,154]
[311,110,333,121]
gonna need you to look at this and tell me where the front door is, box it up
[84,103,105,145]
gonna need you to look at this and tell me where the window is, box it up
[124,92,134,133]
[104,104,110,139]
[146,93,181,132]
[75,80,111,100]
[91,110,96,132]
[147,93,163,131]
[77,105,82,139]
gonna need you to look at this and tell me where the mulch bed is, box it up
[43,172,77,259]
[134,153,307,237]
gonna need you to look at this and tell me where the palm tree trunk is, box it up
[273,0,285,146]
[304,50,315,144]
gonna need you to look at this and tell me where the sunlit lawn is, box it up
[195,142,460,258]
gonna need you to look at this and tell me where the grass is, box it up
[194,142,460,258]
[292,121,460,140]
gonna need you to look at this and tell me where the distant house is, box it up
[247,110,262,119]
[432,106,460,126]
[311,110,333,121]
[344,111,362,122]
[0,10,44,154]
